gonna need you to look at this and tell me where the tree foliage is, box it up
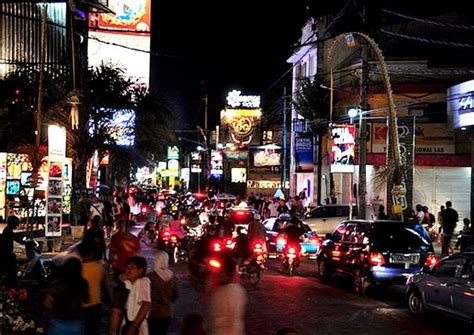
[0,62,174,187]
[292,76,331,135]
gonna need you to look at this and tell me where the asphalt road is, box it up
[139,240,472,335]
[18,227,472,335]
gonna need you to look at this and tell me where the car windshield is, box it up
[370,221,431,249]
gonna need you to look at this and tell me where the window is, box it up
[432,257,467,278]
[332,223,347,242]
[341,224,357,243]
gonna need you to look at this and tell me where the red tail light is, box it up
[225,239,235,249]
[213,242,222,252]
[162,231,170,240]
[253,243,263,253]
[369,252,385,266]
[287,246,297,258]
[142,207,147,213]
[277,236,287,245]
[208,259,221,269]
[424,254,439,267]
[235,210,246,217]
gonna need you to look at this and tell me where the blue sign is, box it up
[295,135,314,173]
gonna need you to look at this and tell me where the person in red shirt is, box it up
[109,220,141,274]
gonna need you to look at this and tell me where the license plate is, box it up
[391,253,420,264]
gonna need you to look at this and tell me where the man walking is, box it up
[0,215,24,286]
[440,201,458,257]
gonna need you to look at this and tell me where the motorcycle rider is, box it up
[279,216,305,269]
[233,227,252,266]
[247,212,267,255]
[0,215,24,286]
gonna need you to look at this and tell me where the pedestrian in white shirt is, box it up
[122,256,151,335]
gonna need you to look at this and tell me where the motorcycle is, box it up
[168,234,187,264]
[17,237,55,285]
[279,243,300,276]
[238,241,265,286]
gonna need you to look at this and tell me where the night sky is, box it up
[151,1,308,130]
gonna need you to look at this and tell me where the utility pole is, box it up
[36,5,47,148]
[282,87,288,195]
[204,94,208,133]
[358,3,368,219]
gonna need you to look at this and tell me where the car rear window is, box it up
[370,221,431,248]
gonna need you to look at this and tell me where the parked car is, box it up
[406,252,474,322]
[304,204,356,235]
[264,216,321,259]
[317,219,436,293]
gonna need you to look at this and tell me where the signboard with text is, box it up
[295,134,314,172]
[330,125,356,173]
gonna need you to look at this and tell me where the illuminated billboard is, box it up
[330,125,356,173]
[89,109,135,146]
[88,0,151,85]
[220,108,262,148]
[447,80,474,129]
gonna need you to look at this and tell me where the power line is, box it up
[381,8,474,31]
[88,36,181,58]
[380,29,474,48]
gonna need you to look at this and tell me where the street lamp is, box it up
[348,107,368,218]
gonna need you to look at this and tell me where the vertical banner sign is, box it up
[330,125,356,173]
[0,153,6,219]
[62,158,73,214]
[210,150,224,176]
[386,117,415,212]
[46,125,66,237]
[295,134,314,172]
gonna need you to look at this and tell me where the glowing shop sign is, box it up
[226,90,260,108]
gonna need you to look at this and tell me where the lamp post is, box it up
[348,107,367,218]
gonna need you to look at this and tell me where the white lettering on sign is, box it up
[332,127,355,145]
[226,90,260,108]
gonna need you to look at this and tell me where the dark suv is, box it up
[316,220,436,293]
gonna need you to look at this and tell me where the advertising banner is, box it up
[330,125,356,173]
[62,158,72,215]
[415,123,455,154]
[372,123,454,155]
[253,149,280,167]
[88,0,151,85]
[220,108,262,148]
[447,80,474,129]
[167,146,179,159]
[294,134,314,172]
[231,168,247,183]
[45,125,66,237]
[0,153,6,219]
[210,150,223,176]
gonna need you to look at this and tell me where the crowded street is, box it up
[11,220,472,335]
[2,1,474,334]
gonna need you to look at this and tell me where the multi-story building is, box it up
[288,8,474,219]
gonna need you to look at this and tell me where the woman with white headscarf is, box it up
[147,250,179,335]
